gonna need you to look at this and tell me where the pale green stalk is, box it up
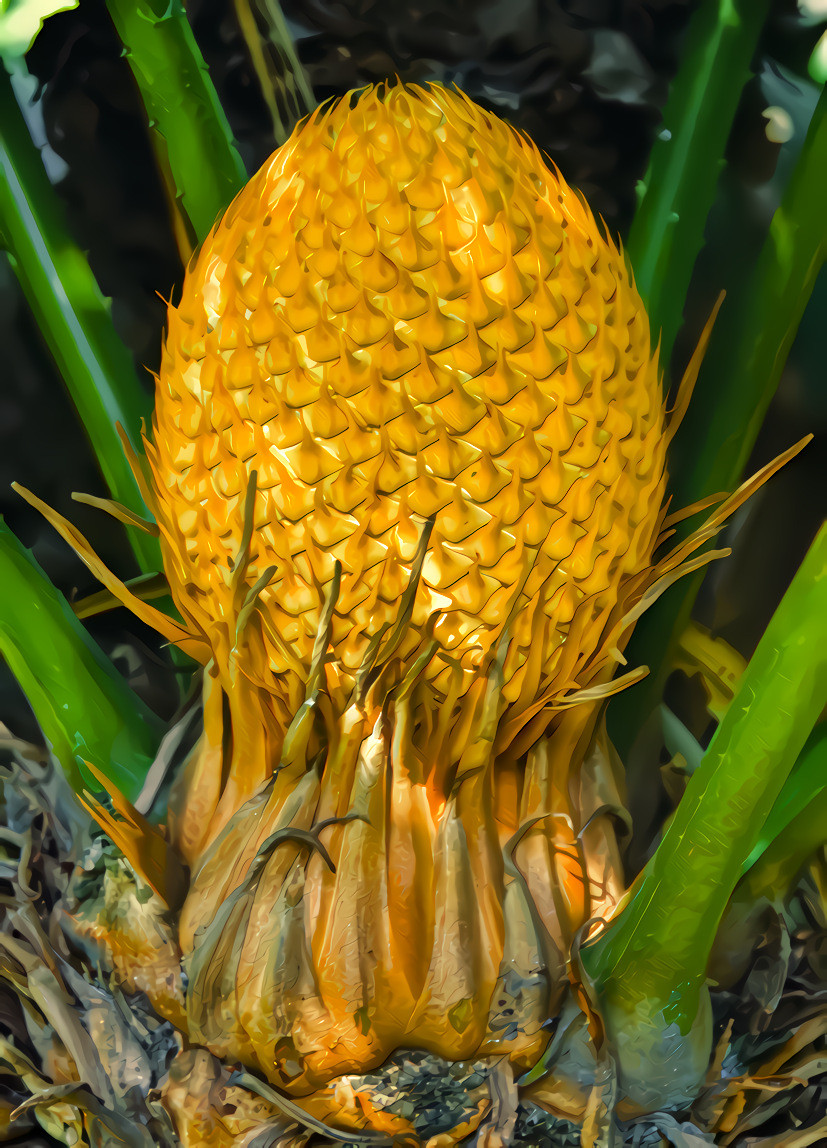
[0,519,162,801]
[105,0,247,246]
[581,522,827,1109]
[0,64,159,575]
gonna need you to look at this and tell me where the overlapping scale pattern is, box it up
[146,83,668,1110]
[150,83,666,784]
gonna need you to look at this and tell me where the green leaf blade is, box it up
[627,0,771,365]
[0,519,163,803]
[582,521,827,1104]
[0,65,160,576]
[105,0,247,245]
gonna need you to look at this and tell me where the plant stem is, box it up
[626,0,770,365]
[0,64,160,576]
[0,519,163,802]
[581,522,827,1109]
[611,85,827,767]
[105,0,247,248]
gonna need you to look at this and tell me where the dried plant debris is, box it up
[1,725,824,1146]
[0,740,178,1146]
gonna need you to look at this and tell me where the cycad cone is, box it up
[147,83,666,1121]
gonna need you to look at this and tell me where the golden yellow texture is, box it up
[140,82,666,1110]
[148,82,665,837]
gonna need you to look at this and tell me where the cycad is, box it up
[5,80,791,1142]
[2,11,826,1146]
[149,80,667,1091]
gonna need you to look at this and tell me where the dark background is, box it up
[1,0,825,756]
